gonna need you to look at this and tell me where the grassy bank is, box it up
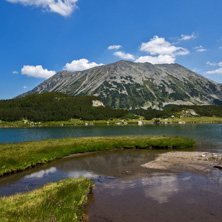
[1,116,222,128]
[0,136,195,176]
[0,177,94,222]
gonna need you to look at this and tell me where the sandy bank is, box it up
[142,151,222,174]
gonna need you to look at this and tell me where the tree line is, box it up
[0,93,128,122]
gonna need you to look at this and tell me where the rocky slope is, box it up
[18,60,222,109]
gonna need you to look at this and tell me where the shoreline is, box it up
[1,116,222,129]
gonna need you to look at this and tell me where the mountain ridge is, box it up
[18,60,222,109]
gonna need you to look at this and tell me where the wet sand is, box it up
[142,151,222,174]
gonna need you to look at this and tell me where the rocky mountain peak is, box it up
[17,60,222,109]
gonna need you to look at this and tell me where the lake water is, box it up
[0,124,222,221]
[1,124,222,152]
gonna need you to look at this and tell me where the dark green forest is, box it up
[0,93,128,121]
[136,105,222,120]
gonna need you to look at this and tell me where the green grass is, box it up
[0,136,195,176]
[0,177,94,222]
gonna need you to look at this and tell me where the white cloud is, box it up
[139,35,189,56]
[6,0,78,17]
[135,35,189,64]
[206,61,217,66]
[194,45,207,52]
[64,59,103,71]
[206,68,222,75]
[135,55,175,64]
[23,86,28,89]
[206,61,222,66]
[21,65,56,78]
[179,33,196,41]
[113,51,135,60]
[108,45,122,50]
[12,71,18,74]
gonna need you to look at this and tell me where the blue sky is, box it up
[0,0,222,99]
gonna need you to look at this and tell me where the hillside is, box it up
[18,60,222,109]
[0,93,127,121]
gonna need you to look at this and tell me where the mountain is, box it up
[18,60,222,109]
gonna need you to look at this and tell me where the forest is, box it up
[0,93,128,121]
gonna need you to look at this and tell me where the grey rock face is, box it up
[18,60,222,109]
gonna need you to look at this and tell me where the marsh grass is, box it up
[0,177,94,222]
[0,136,195,176]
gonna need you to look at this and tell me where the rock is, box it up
[92,100,104,107]
[213,165,222,170]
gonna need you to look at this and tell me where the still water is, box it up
[0,125,222,221]
[0,124,221,143]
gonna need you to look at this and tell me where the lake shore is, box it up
[0,136,194,176]
[142,151,222,174]
[1,116,222,128]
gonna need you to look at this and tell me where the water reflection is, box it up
[25,167,57,179]
[143,174,179,204]
[0,150,157,197]
[0,149,222,222]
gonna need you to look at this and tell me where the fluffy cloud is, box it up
[179,33,196,41]
[139,35,189,56]
[12,71,18,74]
[194,45,207,52]
[113,51,135,60]
[207,61,222,66]
[206,68,222,75]
[21,65,56,78]
[23,86,28,89]
[206,61,217,66]
[135,55,175,64]
[64,59,103,71]
[136,35,189,64]
[108,45,122,50]
[6,0,78,17]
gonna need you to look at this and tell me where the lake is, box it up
[0,124,222,221]
[0,124,222,152]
